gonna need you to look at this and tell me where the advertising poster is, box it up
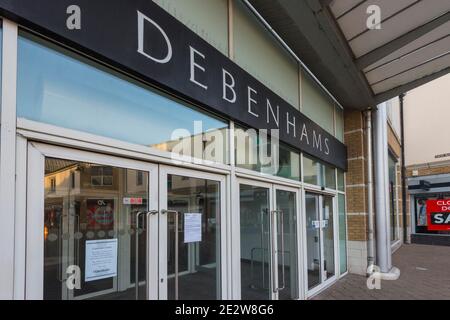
[426,200,450,231]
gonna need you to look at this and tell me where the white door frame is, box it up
[25,142,159,300]
[273,184,303,300]
[158,165,228,300]
[304,191,338,298]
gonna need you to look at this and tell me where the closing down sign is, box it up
[427,200,450,231]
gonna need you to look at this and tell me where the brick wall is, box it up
[344,110,369,275]
[344,111,369,240]
[406,164,450,177]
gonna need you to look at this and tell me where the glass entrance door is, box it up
[159,166,226,300]
[238,180,300,300]
[305,193,336,292]
[27,144,159,300]
[27,144,226,300]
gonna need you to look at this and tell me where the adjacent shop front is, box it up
[409,175,450,246]
[0,0,348,300]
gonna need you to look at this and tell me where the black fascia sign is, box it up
[0,0,347,170]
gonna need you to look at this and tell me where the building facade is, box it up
[0,0,407,300]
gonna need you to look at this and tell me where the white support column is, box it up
[0,20,18,300]
[373,102,397,276]
[373,102,391,272]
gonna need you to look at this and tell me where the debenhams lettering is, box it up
[0,0,347,170]
[137,11,331,156]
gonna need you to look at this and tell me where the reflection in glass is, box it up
[324,166,336,190]
[276,190,299,300]
[239,184,271,300]
[305,193,321,289]
[166,175,221,300]
[303,155,336,189]
[17,33,229,163]
[43,158,149,300]
[235,126,300,181]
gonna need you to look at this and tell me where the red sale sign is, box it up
[427,200,450,231]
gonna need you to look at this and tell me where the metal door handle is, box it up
[74,213,81,268]
[271,210,285,293]
[161,210,180,300]
[57,214,64,282]
[134,210,158,300]
[270,210,277,293]
[135,211,146,300]
[277,210,286,292]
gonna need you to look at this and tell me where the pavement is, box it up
[312,244,450,300]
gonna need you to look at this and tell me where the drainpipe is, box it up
[373,103,400,279]
[366,110,375,268]
[400,93,408,243]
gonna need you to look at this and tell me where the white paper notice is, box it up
[85,239,118,282]
[184,213,202,243]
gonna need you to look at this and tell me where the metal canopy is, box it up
[247,0,450,109]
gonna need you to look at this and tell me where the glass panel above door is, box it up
[303,155,336,189]
[43,158,150,300]
[234,125,301,181]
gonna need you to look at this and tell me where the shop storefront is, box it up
[0,0,348,300]
[409,174,450,246]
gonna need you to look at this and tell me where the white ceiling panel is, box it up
[329,0,366,19]
[364,21,450,72]
[366,36,450,84]
[349,0,450,58]
[371,52,450,94]
[336,0,417,41]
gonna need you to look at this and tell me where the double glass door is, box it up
[238,180,300,300]
[305,193,336,291]
[26,143,225,300]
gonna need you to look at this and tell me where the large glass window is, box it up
[338,194,347,274]
[235,125,300,181]
[388,154,398,242]
[303,155,336,189]
[17,33,229,163]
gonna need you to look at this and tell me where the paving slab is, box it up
[313,244,450,300]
